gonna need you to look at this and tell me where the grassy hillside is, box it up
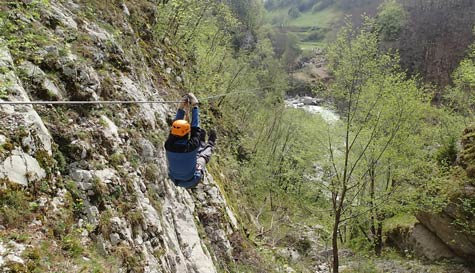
[266,4,342,50]
[264,0,386,51]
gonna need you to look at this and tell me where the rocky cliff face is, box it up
[410,126,475,267]
[0,1,238,272]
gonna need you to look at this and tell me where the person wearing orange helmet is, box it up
[164,93,216,188]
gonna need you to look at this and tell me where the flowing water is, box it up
[285,96,339,123]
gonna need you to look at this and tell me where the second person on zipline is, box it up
[164,93,217,188]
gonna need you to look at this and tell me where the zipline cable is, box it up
[0,100,182,105]
[0,85,278,106]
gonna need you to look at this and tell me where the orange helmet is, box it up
[171,120,190,136]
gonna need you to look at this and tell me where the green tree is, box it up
[267,29,302,70]
[288,6,302,19]
[444,43,475,119]
[375,0,407,41]
[324,20,426,271]
[243,106,326,206]
[227,0,264,30]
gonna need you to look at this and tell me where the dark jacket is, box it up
[165,107,203,187]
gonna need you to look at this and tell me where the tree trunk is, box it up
[269,188,273,211]
[375,220,383,256]
[369,163,379,255]
[332,210,341,273]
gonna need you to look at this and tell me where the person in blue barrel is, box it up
[164,93,217,188]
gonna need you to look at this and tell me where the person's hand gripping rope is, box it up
[179,93,199,109]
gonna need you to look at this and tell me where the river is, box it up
[285,96,339,123]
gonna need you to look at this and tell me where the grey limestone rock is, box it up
[18,61,63,100]
[0,241,26,268]
[139,138,155,161]
[0,150,46,186]
[0,4,239,272]
[42,78,62,99]
[70,169,93,183]
[48,2,78,30]
[0,135,6,146]
[412,223,458,261]
[110,233,122,246]
[93,168,117,184]
[86,205,100,226]
[121,3,130,17]
[277,247,301,263]
[0,47,52,155]
[416,211,475,262]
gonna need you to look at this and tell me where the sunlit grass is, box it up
[383,213,418,230]
[292,6,342,28]
[266,5,342,28]
[300,40,327,51]
[266,5,342,49]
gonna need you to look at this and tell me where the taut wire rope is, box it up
[0,85,278,106]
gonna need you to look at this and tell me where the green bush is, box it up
[62,234,84,257]
[436,136,458,167]
[375,0,407,41]
[0,185,34,228]
[453,197,475,236]
[303,29,326,42]
[0,2,52,64]
[288,6,301,19]
[295,237,312,255]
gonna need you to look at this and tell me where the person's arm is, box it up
[187,106,201,150]
[190,106,199,128]
[173,95,190,121]
[174,108,186,121]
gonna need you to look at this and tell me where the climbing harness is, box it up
[0,85,278,106]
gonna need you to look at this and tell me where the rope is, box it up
[0,100,182,105]
[0,85,276,106]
